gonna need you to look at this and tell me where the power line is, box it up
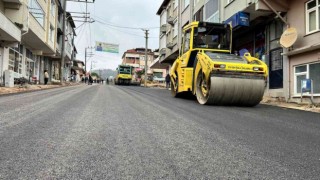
[95,20,158,38]
[93,15,160,30]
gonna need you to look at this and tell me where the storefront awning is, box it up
[150,58,169,69]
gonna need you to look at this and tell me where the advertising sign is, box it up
[95,41,119,53]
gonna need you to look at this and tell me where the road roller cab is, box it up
[115,65,133,85]
[170,21,268,106]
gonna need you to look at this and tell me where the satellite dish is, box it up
[280,27,298,48]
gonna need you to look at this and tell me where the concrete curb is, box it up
[260,102,320,113]
[0,84,82,97]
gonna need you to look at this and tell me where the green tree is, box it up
[136,69,145,78]
[91,72,99,78]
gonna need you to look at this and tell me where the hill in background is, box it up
[91,69,117,79]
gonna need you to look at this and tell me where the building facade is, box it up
[0,0,58,84]
[0,0,77,85]
[121,48,167,79]
[157,0,320,103]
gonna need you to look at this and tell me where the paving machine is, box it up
[170,21,268,106]
[115,65,132,85]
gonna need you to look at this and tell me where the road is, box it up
[0,84,319,179]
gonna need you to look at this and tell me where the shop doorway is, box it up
[269,48,283,89]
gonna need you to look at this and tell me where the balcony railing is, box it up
[2,0,22,5]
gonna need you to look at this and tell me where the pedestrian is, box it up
[106,78,109,85]
[44,70,49,85]
[88,74,93,85]
[165,73,170,89]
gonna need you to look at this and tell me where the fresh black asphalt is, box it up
[0,84,319,179]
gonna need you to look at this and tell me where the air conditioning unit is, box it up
[160,48,166,56]
[160,24,167,33]
[167,16,175,25]
[166,42,175,49]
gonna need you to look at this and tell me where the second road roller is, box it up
[170,21,268,106]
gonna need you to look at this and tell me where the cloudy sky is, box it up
[67,0,163,71]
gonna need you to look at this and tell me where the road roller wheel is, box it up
[171,75,179,97]
[196,71,211,105]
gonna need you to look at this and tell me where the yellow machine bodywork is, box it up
[170,21,268,106]
[115,65,133,85]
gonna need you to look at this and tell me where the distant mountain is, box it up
[91,69,117,79]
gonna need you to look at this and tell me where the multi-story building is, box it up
[121,48,167,78]
[282,0,320,103]
[51,2,76,82]
[0,0,77,85]
[157,0,320,103]
[121,48,154,71]
[71,59,85,82]
[0,0,58,84]
[0,0,21,85]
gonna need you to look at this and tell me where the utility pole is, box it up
[60,0,67,84]
[143,29,149,88]
[60,0,95,85]
[85,47,87,73]
[85,47,94,75]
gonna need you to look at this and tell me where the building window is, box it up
[174,0,178,9]
[205,0,219,22]
[29,0,45,27]
[184,0,189,9]
[227,0,234,4]
[9,48,23,74]
[207,11,219,23]
[294,62,320,94]
[51,0,56,17]
[306,0,320,34]
[194,0,200,6]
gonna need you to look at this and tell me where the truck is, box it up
[170,21,268,106]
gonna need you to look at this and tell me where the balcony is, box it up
[0,11,21,45]
[2,0,22,9]
[2,0,22,3]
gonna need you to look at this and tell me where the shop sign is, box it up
[225,12,250,28]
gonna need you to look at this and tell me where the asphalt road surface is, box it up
[0,84,319,179]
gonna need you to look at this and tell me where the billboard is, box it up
[95,41,119,53]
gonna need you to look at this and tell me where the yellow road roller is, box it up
[115,65,132,85]
[170,21,268,106]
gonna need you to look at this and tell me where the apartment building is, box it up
[282,0,320,103]
[71,59,85,82]
[0,0,58,85]
[0,1,21,85]
[156,0,180,65]
[0,0,57,82]
[0,0,77,86]
[121,48,164,79]
[122,48,154,70]
[157,0,319,103]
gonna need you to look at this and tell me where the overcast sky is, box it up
[67,0,163,70]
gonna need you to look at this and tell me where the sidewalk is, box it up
[261,97,320,113]
[0,82,81,96]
